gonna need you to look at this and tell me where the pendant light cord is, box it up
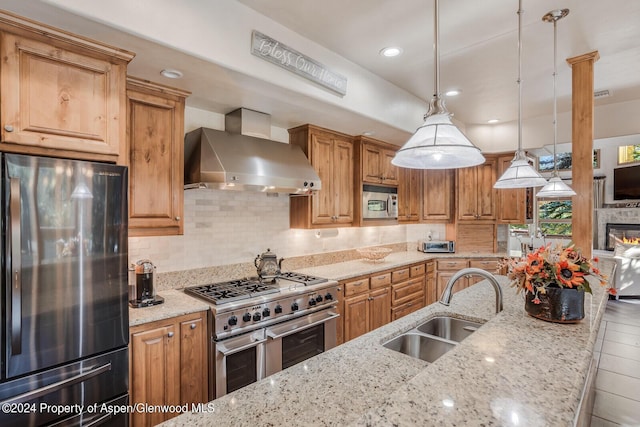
[517,0,523,153]
[434,0,440,99]
[552,15,558,174]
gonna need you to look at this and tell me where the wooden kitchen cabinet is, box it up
[126,77,190,236]
[435,257,502,297]
[130,311,208,427]
[398,167,422,223]
[0,14,134,163]
[425,261,437,305]
[342,275,391,342]
[390,263,425,321]
[357,136,399,186]
[496,153,533,224]
[423,169,454,221]
[457,157,497,221]
[289,125,354,228]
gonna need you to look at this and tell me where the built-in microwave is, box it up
[362,185,398,220]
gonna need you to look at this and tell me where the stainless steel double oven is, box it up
[185,273,339,398]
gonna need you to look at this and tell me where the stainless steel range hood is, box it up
[184,109,321,194]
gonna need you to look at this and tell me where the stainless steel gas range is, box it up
[184,272,339,398]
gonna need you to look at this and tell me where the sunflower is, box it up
[555,259,585,288]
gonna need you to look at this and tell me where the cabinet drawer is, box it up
[469,259,499,272]
[370,272,391,289]
[410,264,426,277]
[391,296,423,321]
[344,277,370,297]
[426,261,435,273]
[391,278,424,306]
[437,259,469,271]
[391,268,410,283]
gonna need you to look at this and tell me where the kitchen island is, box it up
[160,264,611,426]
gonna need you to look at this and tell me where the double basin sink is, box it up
[383,315,483,363]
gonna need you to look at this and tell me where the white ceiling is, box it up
[1,0,640,147]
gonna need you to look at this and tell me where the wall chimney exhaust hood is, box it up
[184,109,321,194]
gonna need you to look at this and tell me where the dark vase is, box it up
[524,286,585,323]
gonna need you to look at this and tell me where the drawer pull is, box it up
[190,323,197,329]
[353,281,364,287]
[168,332,174,338]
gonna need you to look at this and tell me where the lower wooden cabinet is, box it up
[436,258,502,296]
[129,311,208,427]
[343,286,391,342]
[425,261,437,305]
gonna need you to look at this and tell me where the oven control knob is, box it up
[291,302,299,311]
[228,315,238,326]
[315,295,323,303]
[253,312,261,321]
[262,308,271,317]
[242,313,252,322]
[308,298,317,307]
[325,293,333,301]
[274,305,283,314]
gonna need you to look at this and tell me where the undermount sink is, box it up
[416,316,482,342]
[383,315,483,363]
[383,333,456,363]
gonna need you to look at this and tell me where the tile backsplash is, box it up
[129,189,444,273]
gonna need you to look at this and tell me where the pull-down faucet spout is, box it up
[439,268,503,314]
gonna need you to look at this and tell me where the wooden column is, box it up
[567,51,599,258]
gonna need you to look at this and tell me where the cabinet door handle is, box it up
[175,216,181,221]
[4,125,14,132]
[167,332,174,338]
[190,323,197,329]
[368,297,373,301]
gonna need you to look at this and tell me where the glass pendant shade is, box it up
[536,8,575,198]
[536,173,576,197]
[493,0,547,189]
[494,150,548,188]
[392,0,485,170]
[391,113,485,169]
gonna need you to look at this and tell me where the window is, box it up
[618,144,640,165]
[538,199,572,236]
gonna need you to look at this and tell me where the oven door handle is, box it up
[266,312,340,340]
[217,338,267,357]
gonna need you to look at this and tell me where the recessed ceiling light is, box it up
[160,69,183,79]
[445,89,461,97]
[379,47,403,57]
[487,119,500,124]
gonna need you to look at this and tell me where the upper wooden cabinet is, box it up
[289,125,354,228]
[497,153,532,224]
[0,12,134,163]
[423,169,454,222]
[126,77,190,237]
[398,167,422,223]
[457,157,497,221]
[356,136,399,186]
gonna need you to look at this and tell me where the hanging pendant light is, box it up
[536,9,576,198]
[494,0,548,189]
[391,0,485,170]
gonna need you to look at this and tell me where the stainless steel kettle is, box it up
[254,248,284,279]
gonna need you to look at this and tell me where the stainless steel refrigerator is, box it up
[0,154,129,426]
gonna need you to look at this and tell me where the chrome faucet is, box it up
[439,268,504,314]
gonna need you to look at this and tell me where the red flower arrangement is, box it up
[504,243,615,304]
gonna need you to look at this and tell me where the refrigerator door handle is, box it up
[9,177,22,355]
[0,362,112,405]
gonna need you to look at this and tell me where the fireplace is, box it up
[605,223,640,251]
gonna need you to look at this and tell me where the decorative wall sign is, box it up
[538,149,600,171]
[251,30,347,96]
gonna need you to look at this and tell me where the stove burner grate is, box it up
[185,277,279,304]
[278,271,328,286]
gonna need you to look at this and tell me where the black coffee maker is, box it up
[129,259,164,308]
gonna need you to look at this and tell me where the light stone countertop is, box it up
[160,272,609,427]
[128,289,210,327]
[295,250,505,281]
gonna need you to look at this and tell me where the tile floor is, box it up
[591,298,640,426]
